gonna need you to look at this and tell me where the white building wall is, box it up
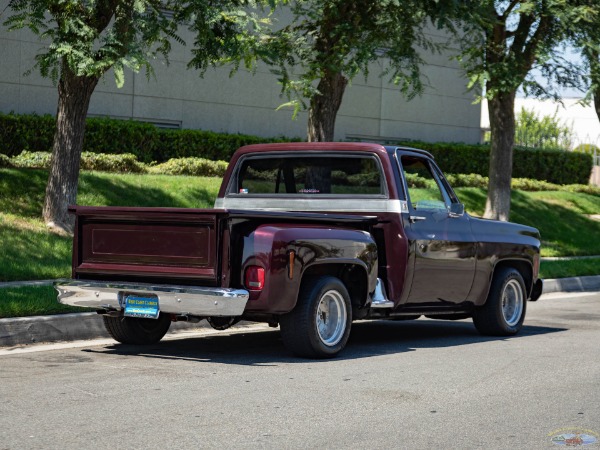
[0,3,481,144]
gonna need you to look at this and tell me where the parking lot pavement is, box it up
[0,290,598,449]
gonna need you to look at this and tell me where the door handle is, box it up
[409,215,426,223]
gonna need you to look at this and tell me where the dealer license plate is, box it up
[124,295,160,319]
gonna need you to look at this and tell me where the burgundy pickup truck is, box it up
[56,143,543,357]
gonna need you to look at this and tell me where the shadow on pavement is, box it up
[82,318,567,366]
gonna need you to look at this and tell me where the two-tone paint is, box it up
[59,142,542,324]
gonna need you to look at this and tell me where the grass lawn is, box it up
[0,167,599,318]
[455,188,600,257]
[539,257,600,279]
[1,168,600,284]
[0,285,87,318]
[0,168,220,282]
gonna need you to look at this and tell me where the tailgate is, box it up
[71,206,225,284]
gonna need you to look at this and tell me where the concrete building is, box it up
[0,4,481,144]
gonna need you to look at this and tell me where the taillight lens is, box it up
[245,266,265,290]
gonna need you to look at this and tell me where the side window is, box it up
[400,156,448,212]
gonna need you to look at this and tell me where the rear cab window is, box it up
[228,154,386,197]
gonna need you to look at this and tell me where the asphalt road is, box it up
[1,291,599,449]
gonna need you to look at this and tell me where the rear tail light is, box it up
[245,266,265,291]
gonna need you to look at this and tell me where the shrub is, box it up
[149,157,229,177]
[445,173,488,189]
[12,151,52,169]
[404,172,433,188]
[10,151,148,173]
[80,152,147,173]
[409,172,600,196]
[573,144,599,155]
[0,154,13,168]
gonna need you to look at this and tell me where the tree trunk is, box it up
[484,91,516,221]
[590,49,600,123]
[307,71,348,142]
[43,61,99,233]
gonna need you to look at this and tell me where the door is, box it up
[397,153,476,304]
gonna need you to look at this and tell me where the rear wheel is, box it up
[103,313,172,344]
[473,267,527,336]
[280,276,352,358]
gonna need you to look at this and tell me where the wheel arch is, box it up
[301,261,370,312]
[493,259,533,295]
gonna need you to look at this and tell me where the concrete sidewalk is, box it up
[1,275,599,348]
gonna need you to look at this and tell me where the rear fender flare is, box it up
[241,225,378,314]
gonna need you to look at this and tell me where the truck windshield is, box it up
[234,155,384,196]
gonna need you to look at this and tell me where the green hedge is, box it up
[395,140,593,185]
[0,112,298,163]
[0,113,56,156]
[0,112,593,184]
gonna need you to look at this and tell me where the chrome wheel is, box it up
[501,279,524,327]
[280,276,352,358]
[473,267,527,337]
[315,289,347,347]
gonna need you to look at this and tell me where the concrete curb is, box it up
[0,280,55,288]
[1,275,599,348]
[0,312,218,348]
[541,275,600,295]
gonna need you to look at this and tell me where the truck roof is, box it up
[235,142,434,159]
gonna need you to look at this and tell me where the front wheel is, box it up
[473,267,527,336]
[103,313,172,344]
[280,276,352,358]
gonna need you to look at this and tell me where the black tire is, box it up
[280,276,352,358]
[473,267,527,336]
[103,313,172,345]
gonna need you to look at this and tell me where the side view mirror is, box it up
[448,203,465,218]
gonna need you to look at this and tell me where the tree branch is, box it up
[519,15,553,78]
[500,0,520,21]
[510,13,536,58]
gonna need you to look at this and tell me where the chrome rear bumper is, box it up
[54,279,249,317]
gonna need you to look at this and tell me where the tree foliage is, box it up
[514,107,574,150]
[570,4,600,125]
[455,1,599,221]
[4,0,181,86]
[2,0,278,231]
[266,0,457,141]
